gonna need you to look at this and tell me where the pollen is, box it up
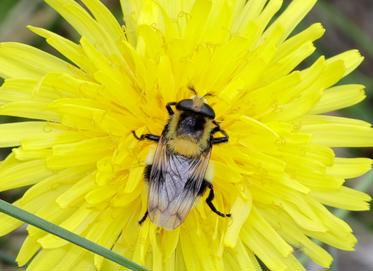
[0,0,371,271]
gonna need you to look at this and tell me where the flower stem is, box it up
[0,199,147,271]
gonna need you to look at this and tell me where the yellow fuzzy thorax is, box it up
[165,110,213,157]
[167,137,202,157]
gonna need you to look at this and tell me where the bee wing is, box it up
[148,137,211,230]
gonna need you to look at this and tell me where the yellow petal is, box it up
[242,226,288,271]
[279,176,310,194]
[282,254,306,271]
[327,49,364,76]
[279,200,326,232]
[80,0,125,45]
[16,236,40,266]
[85,185,117,205]
[49,98,105,125]
[305,198,356,251]
[232,0,267,34]
[254,0,283,43]
[28,26,94,74]
[294,171,343,190]
[149,227,163,271]
[0,101,59,121]
[83,208,128,269]
[265,57,345,121]
[265,42,316,82]
[311,186,371,211]
[0,212,23,236]
[300,115,371,127]
[160,228,180,264]
[38,204,99,248]
[327,157,372,179]
[224,193,252,248]
[0,175,69,236]
[265,0,317,42]
[0,78,59,103]
[301,123,373,147]
[22,129,91,151]
[224,241,261,271]
[275,23,325,61]
[54,247,92,271]
[311,84,366,114]
[79,37,142,116]
[26,247,66,271]
[124,167,143,193]
[0,159,52,191]
[13,147,50,161]
[261,208,332,268]
[46,137,114,169]
[231,0,264,33]
[0,122,53,148]
[0,42,83,79]
[250,208,293,257]
[45,0,122,59]
[184,0,212,48]
[56,172,95,208]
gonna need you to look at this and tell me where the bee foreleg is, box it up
[211,127,229,145]
[132,131,160,142]
[166,102,177,115]
[138,210,148,225]
[203,182,231,217]
[211,137,228,144]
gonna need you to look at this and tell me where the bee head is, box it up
[175,96,215,119]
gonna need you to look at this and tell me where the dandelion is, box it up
[0,0,372,270]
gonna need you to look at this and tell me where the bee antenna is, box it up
[188,85,198,96]
[203,92,215,98]
[188,86,215,99]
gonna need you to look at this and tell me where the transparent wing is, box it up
[148,136,211,230]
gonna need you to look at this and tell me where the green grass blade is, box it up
[0,199,147,271]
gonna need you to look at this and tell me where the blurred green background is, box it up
[0,0,372,270]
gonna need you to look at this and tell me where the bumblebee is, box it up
[133,92,230,230]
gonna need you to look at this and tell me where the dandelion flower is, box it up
[0,0,372,270]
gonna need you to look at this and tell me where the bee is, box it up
[132,90,230,230]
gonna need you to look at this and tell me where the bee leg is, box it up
[211,137,228,144]
[132,131,160,142]
[202,182,231,217]
[211,128,229,145]
[166,102,177,115]
[138,211,148,225]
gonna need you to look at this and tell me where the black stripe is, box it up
[144,165,152,181]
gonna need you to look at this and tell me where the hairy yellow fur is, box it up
[165,110,214,157]
[168,138,201,157]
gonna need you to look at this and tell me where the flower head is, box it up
[0,0,371,270]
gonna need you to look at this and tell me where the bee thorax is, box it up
[167,138,202,157]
